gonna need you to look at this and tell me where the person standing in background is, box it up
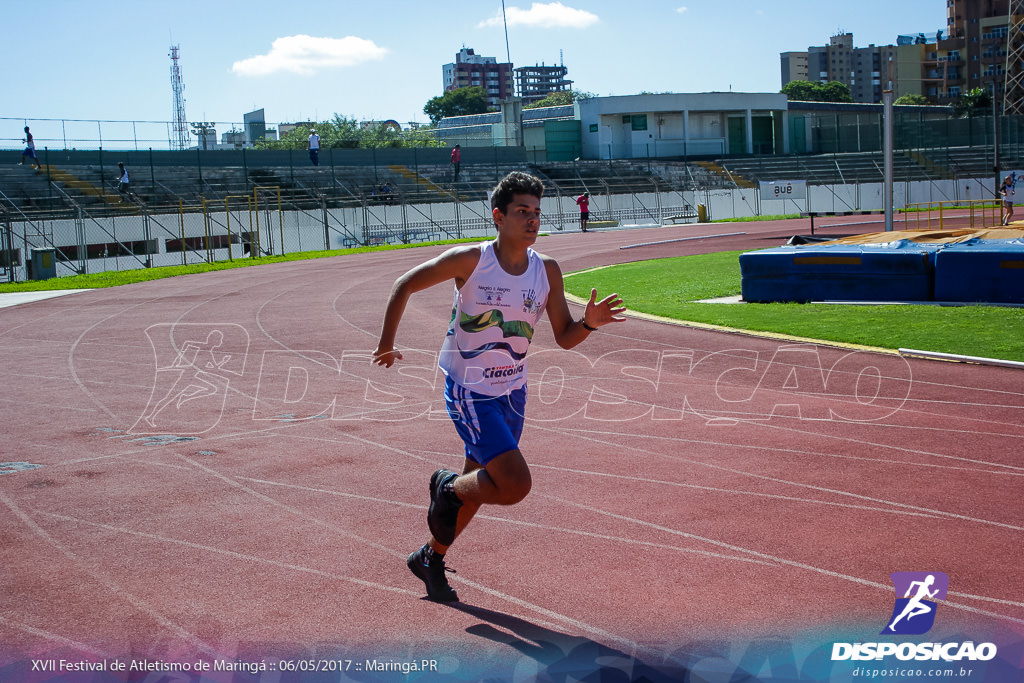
[116,162,131,202]
[20,127,40,170]
[576,191,590,232]
[308,129,321,166]
[1000,174,1016,226]
[450,144,461,181]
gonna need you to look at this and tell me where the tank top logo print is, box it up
[438,241,550,396]
[521,288,544,315]
[475,285,511,307]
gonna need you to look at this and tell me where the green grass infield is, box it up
[563,250,1024,363]
[3,240,1021,362]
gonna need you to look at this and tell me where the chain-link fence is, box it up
[1,176,705,282]
[3,172,1013,284]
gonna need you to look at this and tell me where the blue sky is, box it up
[2,0,946,139]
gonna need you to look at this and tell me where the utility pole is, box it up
[993,82,1001,197]
[883,90,894,232]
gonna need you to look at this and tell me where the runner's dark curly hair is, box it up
[490,171,545,215]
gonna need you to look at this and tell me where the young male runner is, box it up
[372,171,626,602]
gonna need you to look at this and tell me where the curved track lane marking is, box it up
[0,489,225,658]
[172,449,649,652]
[534,424,1024,532]
[233,475,777,567]
[540,494,1024,627]
[710,415,1024,473]
[550,426,1023,480]
[0,615,110,658]
[34,511,422,599]
[530,463,945,520]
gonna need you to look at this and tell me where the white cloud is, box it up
[676,6,688,13]
[232,35,387,77]
[477,2,599,29]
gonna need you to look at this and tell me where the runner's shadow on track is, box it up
[446,603,689,682]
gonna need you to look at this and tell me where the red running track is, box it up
[0,218,1021,682]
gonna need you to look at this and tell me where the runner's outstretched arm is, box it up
[542,258,626,349]
[373,246,479,367]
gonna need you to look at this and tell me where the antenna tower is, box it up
[1004,0,1024,114]
[169,45,189,150]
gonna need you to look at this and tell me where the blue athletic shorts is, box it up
[444,375,526,465]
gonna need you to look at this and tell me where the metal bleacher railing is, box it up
[1,155,708,282]
[5,106,1023,282]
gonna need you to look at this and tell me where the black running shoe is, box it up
[427,468,463,546]
[407,546,458,602]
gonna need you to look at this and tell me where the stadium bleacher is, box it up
[4,145,1022,224]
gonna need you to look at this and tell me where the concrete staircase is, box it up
[906,150,949,178]
[696,160,756,188]
[387,164,466,201]
[39,164,125,206]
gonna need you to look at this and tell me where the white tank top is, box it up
[438,240,550,396]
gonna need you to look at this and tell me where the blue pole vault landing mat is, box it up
[740,230,1024,304]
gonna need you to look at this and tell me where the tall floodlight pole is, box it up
[502,1,512,64]
[169,45,189,151]
[883,90,894,232]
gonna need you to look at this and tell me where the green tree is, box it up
[253,114,444,150]
[423,86,489,124]
[894,94,930,105]
[360,121,403,148]
[781,80,853,103]
[780,80,819,102]
[818,81,854,103]
[256,114,362,150]
[523,89,596,109]
[953,87,993,117]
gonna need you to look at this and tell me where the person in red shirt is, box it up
[450,144,461,182]
[576,191,590,232]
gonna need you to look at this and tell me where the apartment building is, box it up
[781,1,1023,106]
[782,33,900,104]
[930,0,1013,102]
[780,52,809,86]
[514,63,573,105]
[442,48,514,109]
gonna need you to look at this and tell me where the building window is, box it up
[631,114,648,131]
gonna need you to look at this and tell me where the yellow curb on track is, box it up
[563,291,900,356]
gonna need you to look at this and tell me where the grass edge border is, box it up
[563,292,900,356]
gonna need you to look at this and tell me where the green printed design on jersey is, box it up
[459,309,534,341]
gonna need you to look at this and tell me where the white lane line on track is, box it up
[0,615,111,657]
[550,424,1023,478]
[233,474,776,567]
[529,463,945,520]
[34,510,422,599]
[171,450,649,653]
[540,494,1024,624]
[533,424,1024,532]
[0,489,225,658]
